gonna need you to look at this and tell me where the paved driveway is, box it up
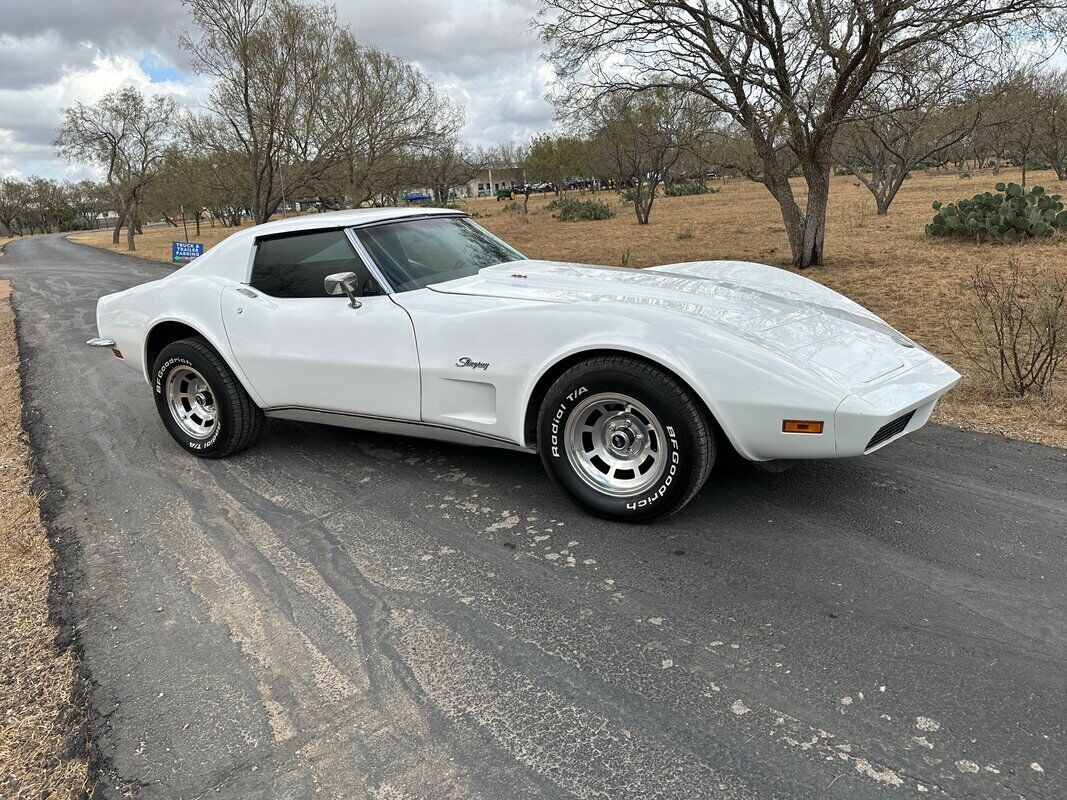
[3,234,1064,798]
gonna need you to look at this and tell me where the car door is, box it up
[220,227,420,420]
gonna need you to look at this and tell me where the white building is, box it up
[463,166,526,198]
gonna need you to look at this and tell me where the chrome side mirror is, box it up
[324,272,362,309]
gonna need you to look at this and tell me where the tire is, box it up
[537,356,715,522]
[151,337,264,459]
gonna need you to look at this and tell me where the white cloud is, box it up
[0,52,212,180]
[1,0,556,179]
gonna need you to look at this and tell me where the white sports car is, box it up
[89,208,960,521]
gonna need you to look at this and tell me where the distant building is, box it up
[464,165,526,198]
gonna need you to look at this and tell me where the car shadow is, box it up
[254,415,898,535]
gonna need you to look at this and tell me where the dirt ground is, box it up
[68,167,1067,448]
[0,280,89,798]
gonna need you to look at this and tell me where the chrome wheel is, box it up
[564,392,667,497]
[166,366,218,439]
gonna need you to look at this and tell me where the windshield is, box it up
[353,216,524,292]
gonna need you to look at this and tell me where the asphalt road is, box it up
[3,234,1065,799]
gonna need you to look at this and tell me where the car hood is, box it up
[430,259,932,386]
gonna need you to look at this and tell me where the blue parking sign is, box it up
[172,241,204,265]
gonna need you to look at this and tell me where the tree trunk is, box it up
[632,185,652,224]
[112,205,127,245]
[763,166,812,269]
[126,202,137,252]
[1050,153,1067,181]
[799,167,830,268]
[876,177,905,216]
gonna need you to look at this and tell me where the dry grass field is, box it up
[0,280,89,799]
[69,167,1067,447]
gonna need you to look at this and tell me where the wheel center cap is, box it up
[610,431,631,450]
[195,390,209,407]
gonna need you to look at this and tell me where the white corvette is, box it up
[89,208,960,521]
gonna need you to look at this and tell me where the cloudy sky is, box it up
[0,0,555,180]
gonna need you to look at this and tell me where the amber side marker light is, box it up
[782,420,823,434]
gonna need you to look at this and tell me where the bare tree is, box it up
[181,0,345,223]
[182,0,455,218]
[0,178,29,236]
[65,179,111,229]
[525,135,588,197]
[538,0,1060,268]
[589,87,707,223]
[327,41,460,207]
[180,115,253,226]
[18,178,74,234]
[145,149,209,233]
[973,97,1016,174]
[1035,70,1067,180]
[54,87,174,250]
[836,49,984,215]
[415,135,479,205]
[1002,74,1044,188]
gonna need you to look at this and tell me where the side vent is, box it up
[866,411,915,451]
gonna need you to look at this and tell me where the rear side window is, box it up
[251,229,381,298]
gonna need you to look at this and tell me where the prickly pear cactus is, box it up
[926,182,1067,242]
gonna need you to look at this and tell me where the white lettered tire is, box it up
[152,337,264,458]
[537,356,715,522]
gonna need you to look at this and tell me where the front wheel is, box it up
[152,337,264,458]
[537,356,715,522]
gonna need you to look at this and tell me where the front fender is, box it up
[518,307,849,461]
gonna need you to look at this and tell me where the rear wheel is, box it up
[152,337,264,458]
[537,356,715,522]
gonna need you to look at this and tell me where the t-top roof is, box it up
[178,206,467,283]
[245,206,465,237]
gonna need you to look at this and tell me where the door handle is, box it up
[236,287,258,298]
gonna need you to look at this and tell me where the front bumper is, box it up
[834,357,961,457]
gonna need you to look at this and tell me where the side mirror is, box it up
[324,272,362,309]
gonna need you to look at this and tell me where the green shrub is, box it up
[502,200,522,213]
[665,180,716,197]
[552,197,615,222]
[926,182,1067,242]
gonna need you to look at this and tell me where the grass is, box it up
[69,167,1067,448]
[0,280,89,798]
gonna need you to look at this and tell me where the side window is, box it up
[250,229,381,299]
